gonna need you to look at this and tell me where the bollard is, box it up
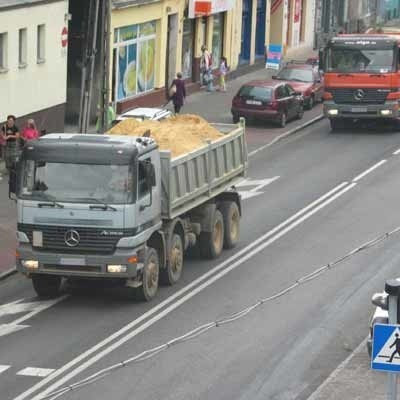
[385,279,400,399]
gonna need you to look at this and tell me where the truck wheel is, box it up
[32,274,62,298]
[160,234,183,285]
[200,209,224,259]
[220,202,240,249]
[330,119,344,131]
[135,247,159,301]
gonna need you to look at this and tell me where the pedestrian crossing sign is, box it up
[372,323,400,372]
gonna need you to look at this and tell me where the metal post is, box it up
[385,279,400,400]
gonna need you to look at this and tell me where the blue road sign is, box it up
[372,323,400,372]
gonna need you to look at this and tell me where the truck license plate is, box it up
[351,107,367,113]
[60,258,86,266]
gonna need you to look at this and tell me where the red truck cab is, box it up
[321,34,400,130]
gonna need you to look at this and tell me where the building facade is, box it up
[0,0,69,132]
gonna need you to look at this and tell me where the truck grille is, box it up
[18,224,124,255]
[331,88,389,104]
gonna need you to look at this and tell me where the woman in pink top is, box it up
[22,119,39,141]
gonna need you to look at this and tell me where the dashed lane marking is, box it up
[17,368,55,378]
[0,365,11,374]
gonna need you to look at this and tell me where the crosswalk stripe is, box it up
[17,367,55,377]
[0,365,10,374]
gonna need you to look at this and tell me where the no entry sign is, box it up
[61,26,68,48]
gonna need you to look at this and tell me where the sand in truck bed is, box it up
[107,114,224,158]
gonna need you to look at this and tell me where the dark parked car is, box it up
[272,64,324,109]
[231,80,304,127]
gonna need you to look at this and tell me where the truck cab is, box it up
[321,35,400,130]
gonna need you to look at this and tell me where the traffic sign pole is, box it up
[385,279,400,399]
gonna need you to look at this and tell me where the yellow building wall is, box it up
[269,1,285,46]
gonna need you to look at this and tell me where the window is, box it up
[37,24,46,63]
[211,13,224,68]
[0,32,8,70]
[238,85,272,101]
[276,67,314,82]
[276,86,288,99]
[19,28,27,67]
[286,84,296,96]
[138,159,151,198]
[113,21,156,101]
[181,18,194,79]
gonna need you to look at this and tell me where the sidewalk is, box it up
[308,339,388,400]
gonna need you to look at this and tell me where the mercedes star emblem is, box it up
[64,229,80,247]
[354,89,365,101]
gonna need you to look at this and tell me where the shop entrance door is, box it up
[240,0,252,63]
[255,0,266,57]
[166,13,179,91]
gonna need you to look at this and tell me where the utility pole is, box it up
[98,0,111,133]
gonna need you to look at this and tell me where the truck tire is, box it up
[220,201,240,249]
[134,247,159,301]
[199,209,224,259]
[32,274,62,298]
[160,234,184,285]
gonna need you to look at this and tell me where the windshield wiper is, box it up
[35,193,64,208]
[74,197,117,211]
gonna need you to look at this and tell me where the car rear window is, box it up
[239,86,273,101]
[277,68,314,82]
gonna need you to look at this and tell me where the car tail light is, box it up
[232,96,240,106]
[323,91,333,100]
[266,100,279,110]
[304,89,312,96]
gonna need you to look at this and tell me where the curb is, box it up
[306,338,368,400]
[0,266,17,281]
[248,114,325,157]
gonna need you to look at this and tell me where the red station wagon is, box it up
[231,80,304,127]
[272,64,324,109]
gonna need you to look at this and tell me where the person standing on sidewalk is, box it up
[170,72,186,114]
[219,57,228,92]
[21,119,40,142]
[200,45,213,91]
[1,115,20,172]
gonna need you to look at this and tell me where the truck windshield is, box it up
[327,48,395,73]
[19,161,133,204]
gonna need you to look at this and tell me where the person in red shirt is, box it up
[22,119,39,141]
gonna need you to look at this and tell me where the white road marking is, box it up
[0,365,11,374]
[393,148,400,155]
[17,368,55,378]
[19,182,357,400]
[0,297,67,338]
[352,160,387,182]
[237,177,280,200]
[13,182,350,400]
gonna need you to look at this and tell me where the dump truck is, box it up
[320,34,400,130]
[10,120,247,300]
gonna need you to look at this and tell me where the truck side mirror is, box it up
[145,162,156,187]
[318,49,325,71]
[8,167,17,200]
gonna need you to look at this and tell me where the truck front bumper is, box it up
[16,243,143,279]
[324,101,400,119]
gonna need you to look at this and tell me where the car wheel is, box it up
[278,112,287,128]
[297,105,304,120]
[306,95,314,110]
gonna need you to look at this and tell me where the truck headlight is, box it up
[380,109,392,116]
[328,109,338,115]
[21,260,39,269]
[107,265,127,273]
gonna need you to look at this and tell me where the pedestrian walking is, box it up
[21,119,40,142]
[1,115,20,172]
[219,56,228,92]
[170,72,186,114]
[200,45,213,90]
[388,333,400,363]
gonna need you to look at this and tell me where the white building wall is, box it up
[0,0,68,123]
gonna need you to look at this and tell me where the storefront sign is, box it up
[188,0,235,18]
[266,44,282,70]
[294,0,301,23]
